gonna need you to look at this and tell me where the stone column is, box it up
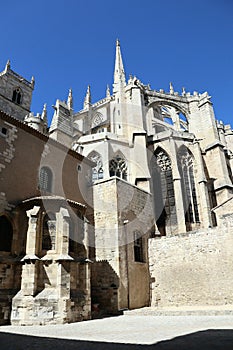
[170,140,186,234]
[56,207,72,300]
[56,207,70,256]
[21,206,40,296]
[173,178,186,233]
[192,142,212,228]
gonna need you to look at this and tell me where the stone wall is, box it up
[149,218,233,307]
[91,260,119,317]
[93,177,153,311]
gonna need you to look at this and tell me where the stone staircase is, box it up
[123,305,233,316]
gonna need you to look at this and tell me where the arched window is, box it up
[0,215,13,252]
[42,213,56,251]
[109,154,127,180]
[178,147,199,230]
[39,167,53,192]
[12,88,22,104]
[151,148,177,236]
[87,151,104,182]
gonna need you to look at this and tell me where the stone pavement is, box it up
[0,315,233,349]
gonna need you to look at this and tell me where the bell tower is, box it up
[0,60,34,120]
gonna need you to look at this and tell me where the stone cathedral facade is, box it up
[1,40,233,325]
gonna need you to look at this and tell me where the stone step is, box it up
[123,306,233,316]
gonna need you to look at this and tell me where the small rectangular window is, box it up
[134,231,144,263]
[1,127,7,136]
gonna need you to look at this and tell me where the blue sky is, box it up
[1,0,233,126]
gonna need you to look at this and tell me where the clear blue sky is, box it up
[1,0,233,126]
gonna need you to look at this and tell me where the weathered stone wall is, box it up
[0,112,93,325]
[149,219,233,307]
[91,260,119,317]
[93,177,153,310]
[0,260,22,325]
[116,179,152,309]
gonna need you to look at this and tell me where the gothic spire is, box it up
[106,84,111,98]
[67,88,73,111]
[113,39,126,93]
[83,85,91,109]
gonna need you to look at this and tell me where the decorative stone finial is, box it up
[67,88,73,111]
[182,87,186,96]
[84,85,91,109]
[169,82,174,94]
[41,103,47,124]
[5,59,10,71]
[106,85,111,98]
[31,76,35,88]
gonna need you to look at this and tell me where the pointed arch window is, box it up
[87,151,104,182]
[39,167,53,192]
[109,154,127,180]
[0,215,13,252]
[151,148,176,236]
[12,88,22,104]
[178,147,199,229]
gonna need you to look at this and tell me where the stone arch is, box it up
[109,151,127,180]
[150,147,177,235]
[0,214,13,252]
[148,100,189,133]
[87,151,104,182]
[178,146,200,230]
[148,99,189,118]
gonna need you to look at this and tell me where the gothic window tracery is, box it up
[178,147,199,229]
[109,154,127,180]
[12,87,22,104]
[92,112,104,128]
[87,151,104,182]
[151,148,176,236]
[39,167,53,192]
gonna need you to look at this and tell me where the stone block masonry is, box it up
[149,220,233,308]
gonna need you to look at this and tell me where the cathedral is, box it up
[1,40,233,326]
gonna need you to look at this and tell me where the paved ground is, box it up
[0,315,233,349]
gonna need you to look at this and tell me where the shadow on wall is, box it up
[0,329,233,350]
[91,260,120,318]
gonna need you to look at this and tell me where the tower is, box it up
[0,60,34,120]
